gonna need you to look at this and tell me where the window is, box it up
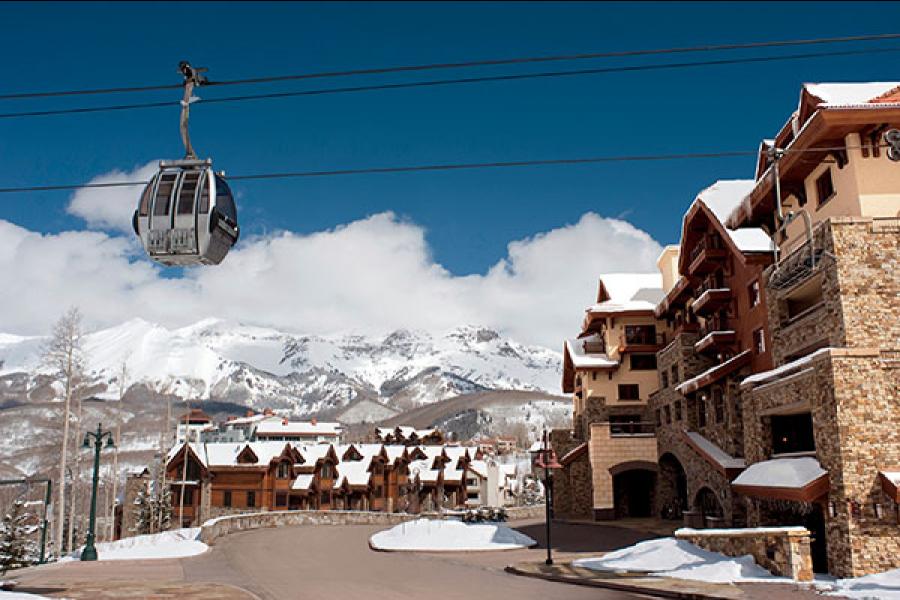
[138,182,153,216]
[372,463,384,475]
[748,280,761,308]
[181,487,193,505]
[671,364,680,384]
[624,325,657,345]
[320,463,333,478]
[320,491,330,506]
[771,413,815,455]
[375,485,383,498]
[467,491,480,500]
[630,353,658,371]
[198,178,210,214]
[753,328,766,355]
[655,409,662,427]
[713,388,725,423]
[153,173,177,217]
[176,172,199,215]
[815,169,835,207]
[276,492,287,507]
[618,384,640,401]
[674,400,682,421]
[247,491,256,508]
[664,405,672,425]
[223,490,232,507]
[698,398,707,428]
[591,371,597,381]
[185,459,200,481]
[276,462,291,479]
[661,370,669,389]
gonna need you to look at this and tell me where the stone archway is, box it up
[610,461,657,519]
[657,452,688,519]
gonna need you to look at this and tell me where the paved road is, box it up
[184,520,652,600]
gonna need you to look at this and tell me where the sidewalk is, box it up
[506,560,828,600]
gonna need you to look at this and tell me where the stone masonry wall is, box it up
[676,527,813,581]
[549,428,593,520]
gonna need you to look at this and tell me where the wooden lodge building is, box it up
[165,440,478,526]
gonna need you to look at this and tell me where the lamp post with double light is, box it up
[80,423,115,561]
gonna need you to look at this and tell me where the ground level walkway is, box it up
[10,518,830,600]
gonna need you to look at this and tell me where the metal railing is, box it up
[608,421,656,436]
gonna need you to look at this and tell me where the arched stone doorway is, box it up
[657,453,688,519]
[694,487,724,526]
[610,461,657,518]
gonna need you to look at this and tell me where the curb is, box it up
[503,565,735,600]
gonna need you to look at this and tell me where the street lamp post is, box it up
[541,428,553,566]
[81,423,115,561]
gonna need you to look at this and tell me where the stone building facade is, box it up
[738,217,900,577]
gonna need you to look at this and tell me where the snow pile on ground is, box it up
[825,567,900,599]
[573,537,783,583]
[0,591,55,599]
[369,518,536,551]
[62,527,207,561]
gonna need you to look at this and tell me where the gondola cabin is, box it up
[133,159,239,266]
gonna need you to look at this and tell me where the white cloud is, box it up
[66,162,158,233]
[0,174,663,348]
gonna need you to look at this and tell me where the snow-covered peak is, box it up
[0,318,562,416]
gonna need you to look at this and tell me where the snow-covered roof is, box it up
[468,460,488,479]
[805,82,900,106]
[296,444,332,464]
[255,420,341,436]
[383,445,407,463]
[732,457,826,489]
[565,337,618,369]
[684,432,745,470]
[292,474,315,491]
[882,471,900,487]
[443,468,464,483]
[741,348,831,388]
[337,460,372,488]
[597,273,664,303]
[693,180,773,253]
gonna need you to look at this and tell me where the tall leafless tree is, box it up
[43,308,86,557]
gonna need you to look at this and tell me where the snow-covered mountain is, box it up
[0,318,562,417]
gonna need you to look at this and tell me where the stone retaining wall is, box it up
[675,527,813,581]
[199,505,546,545]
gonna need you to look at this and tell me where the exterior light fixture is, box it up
[828,501,836,518]
[875,503,884,519]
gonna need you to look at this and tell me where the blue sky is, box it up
[1,1,900,278]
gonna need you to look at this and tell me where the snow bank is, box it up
[0,591,55,599]
[826,567,900,599]
[369,518,536,551]
[62,527,207,561]
[573,537,784,583]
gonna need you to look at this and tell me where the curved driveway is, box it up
[183,519,650,600]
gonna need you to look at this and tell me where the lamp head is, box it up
[82,435,91,449]
[106,436,116,449]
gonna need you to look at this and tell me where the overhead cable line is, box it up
[2,32,900,101]
[3,45,900,121]
[0,144,873,194]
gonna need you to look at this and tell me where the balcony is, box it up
[695,316,736,354]
[618,329,666,353]
[688,236,728,275]
[693,287,732,316]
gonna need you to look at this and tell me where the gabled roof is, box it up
[732,456,829,502]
